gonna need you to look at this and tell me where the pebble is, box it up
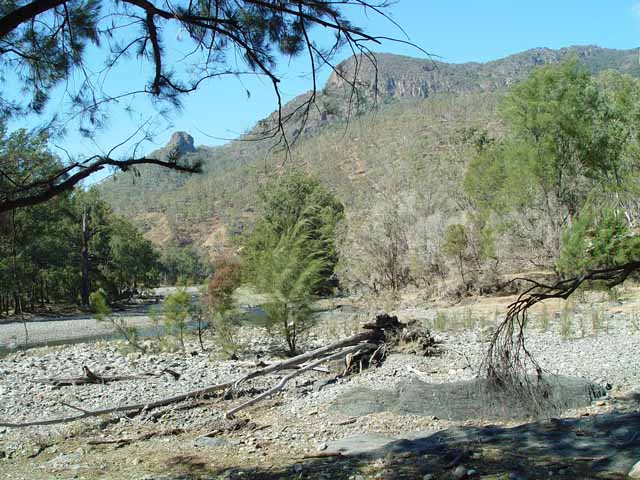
[195,437,229,448]
[2,297,640,478]
[628,460,640,479]
[452,465,467,479]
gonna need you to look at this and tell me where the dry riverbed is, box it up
[1,288,640,479]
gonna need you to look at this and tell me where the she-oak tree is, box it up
[0,0,414,213]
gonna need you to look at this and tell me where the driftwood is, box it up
[252,360,330,374]
[33,366,179,387]
[0,379,237,428]
[0,313,432,428]
[86,428,184,447]
[225,343,376,418]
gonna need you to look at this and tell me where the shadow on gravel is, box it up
[332,375,607,422]
[164,411,640,480]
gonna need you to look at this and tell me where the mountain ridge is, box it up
[97,44,640,256]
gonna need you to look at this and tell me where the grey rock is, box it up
[452,465,467,479]
[333,376,606,421]
[194,436,229,448]
[325,434,394,456]
[628,460,640,479]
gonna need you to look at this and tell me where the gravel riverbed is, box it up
[0,313,153,349]
[0,290,639,479]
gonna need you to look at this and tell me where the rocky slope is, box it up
[97,45,640,255]
[327,45,640,100]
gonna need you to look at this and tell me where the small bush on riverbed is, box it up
[242,173,340,356]
[206,254,243,357]
[162,289,191,351]
[249,219,329,355]
[90,288,146,353]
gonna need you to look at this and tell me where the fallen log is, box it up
[87,428,184,447]
[0,380,236,428]
[225,343,376,418]
[0,313,432,428]
[33,366,176,387]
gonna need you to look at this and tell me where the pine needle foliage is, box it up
[558,206,640,275]
[90,288,145,352]
[249,216,330,355]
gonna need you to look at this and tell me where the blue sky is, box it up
[12,1,640,170]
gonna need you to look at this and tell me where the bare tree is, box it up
[483,260,640,401]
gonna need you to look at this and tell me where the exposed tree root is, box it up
[483,261,640,409]
[225,343,376,418]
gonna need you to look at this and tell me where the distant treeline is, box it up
[1,155,209,315]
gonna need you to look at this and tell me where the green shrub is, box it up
[558,207,640,276]
[538,305,551,333]
[162,289,191,351]
[590,305,605,335]
[442,224,471,285]
[90,288,145,352]
[243,171,344,295]
[560,303,573,339]
[461,308,475,330]
[206,255,243,357]
[433,311,448,331]
[249,219,330,355]
[630,310,640,333]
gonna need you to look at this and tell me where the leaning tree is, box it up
[483,62,640,401]
[0,0,419,213]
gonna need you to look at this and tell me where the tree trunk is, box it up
[80,209,90,308]
[10,210,23,315]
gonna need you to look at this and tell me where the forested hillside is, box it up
[98,44,640,295]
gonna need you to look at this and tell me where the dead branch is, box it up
[197,418,268,440]
[1,313,431,428]
[87,428,184,447]
[298,452,345,459]
[230,329,383,389]
[252,360,329,374]
[0,380,236,428]
[33,365,173,387]
[483,260,640,402]
[225,343,376,418]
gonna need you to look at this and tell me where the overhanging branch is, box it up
[483,260,640,393]
[0,155,201,213]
